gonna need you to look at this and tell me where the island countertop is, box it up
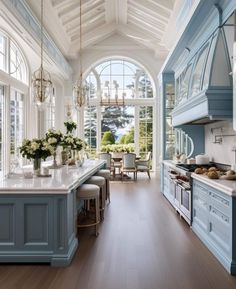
[0,159,105,194]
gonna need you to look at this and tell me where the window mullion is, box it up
[134,106,140,156]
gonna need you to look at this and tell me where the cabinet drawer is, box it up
[209,190,231,214]
[193,181,209,197]
[209,205,231,257]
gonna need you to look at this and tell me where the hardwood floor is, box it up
[0,174,236,289]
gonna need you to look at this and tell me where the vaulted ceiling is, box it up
[26,0,177,59]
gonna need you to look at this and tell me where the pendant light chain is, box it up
[41,0,43,69]
[32,0,53,108]
[79,0,82,86]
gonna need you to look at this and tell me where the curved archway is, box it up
[77,57,158,171]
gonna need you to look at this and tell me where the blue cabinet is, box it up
[0,192,78,266]
[192,180,236,274]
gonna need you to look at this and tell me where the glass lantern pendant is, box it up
[32,0,52,109]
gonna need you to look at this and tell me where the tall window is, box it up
[0,31,28,178]
[0,86,3,177]
[83,59,155,163]
[10,90,24,160]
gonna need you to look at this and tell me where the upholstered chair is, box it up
[121,153,137,180]
[136,152,151,179]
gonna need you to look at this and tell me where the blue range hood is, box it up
[172,27,233,126]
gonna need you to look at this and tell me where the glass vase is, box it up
[33,158,41,176]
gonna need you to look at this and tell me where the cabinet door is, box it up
[208,204,231,258]
[192,182,209,233]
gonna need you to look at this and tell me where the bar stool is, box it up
[85,176,106,220]
[95,169,111,203]
[77,184,100,236]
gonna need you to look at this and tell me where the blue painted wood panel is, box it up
[192,179,235,274]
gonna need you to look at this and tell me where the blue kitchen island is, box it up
[0,159,105,266]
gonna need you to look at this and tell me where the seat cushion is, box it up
[137,165,148,171]
[86,175,106,187]
[77,184,100,198]
[96,169,110,179]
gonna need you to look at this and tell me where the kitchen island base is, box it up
[0,160,105,266]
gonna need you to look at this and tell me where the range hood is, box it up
[172,27,233,126]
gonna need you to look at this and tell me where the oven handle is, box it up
[177,183,191,191]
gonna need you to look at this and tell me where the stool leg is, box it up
[100,185,106,220]
[106,179,111,203]
[95,196,100,237]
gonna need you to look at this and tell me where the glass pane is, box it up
[10,89,24,166]
[165,83,175,159]
[139,106,153,162]
[10,41,27,84]
[0,34,7,72]
[202,34,217,90]
[101,106,134,143]
[84,106,97,157]
[190,43,209,97]
[45,91,56,131]
[210,31,231,87]
[0,86,3,177]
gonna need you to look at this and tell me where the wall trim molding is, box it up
[2,0,72,78]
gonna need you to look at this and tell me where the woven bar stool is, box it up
[85,176,106,220]
[77,184,100,236]
[95,169,111,203]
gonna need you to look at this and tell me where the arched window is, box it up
[0,30,29,179]
[10,40,28,83]
[80,58,156,165]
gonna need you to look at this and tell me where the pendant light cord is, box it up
[41,0,43,69]
[79,0,82,86]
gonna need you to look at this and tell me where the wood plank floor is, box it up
[1,174,236,289]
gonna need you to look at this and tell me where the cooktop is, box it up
[175,163,215,172]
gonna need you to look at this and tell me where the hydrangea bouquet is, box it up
[45,129,64,168]
[19,138,53,160]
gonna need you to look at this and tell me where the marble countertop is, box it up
[192,173,236,196]
[162,160,236,196]
[0,159,105,194]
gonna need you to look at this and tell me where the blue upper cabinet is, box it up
[173,27,233,126]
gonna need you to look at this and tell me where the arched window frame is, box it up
[77,58,157,170]
[0,29,29,179]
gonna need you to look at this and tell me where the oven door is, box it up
[178,183,191,221]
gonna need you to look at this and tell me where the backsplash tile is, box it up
[205,121,236,165]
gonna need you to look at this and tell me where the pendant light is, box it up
[32,0,52,108]
[73,0,88,109]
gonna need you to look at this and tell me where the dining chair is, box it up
[98,153,113,170]
[136,152,151,179]
[121,153,137,180]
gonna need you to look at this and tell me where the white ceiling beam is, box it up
[117,0,128,24]
[51,0,73,8]
[67,13,105,36]
[128,19,162,41]
[146,0,174,12]
[70,23,116,49]
[128,9,166,32]
[105,0,116,23]
[116,24,164,51]
[129,0,170,22]
[128,6,166,29]
[62,1,104,25]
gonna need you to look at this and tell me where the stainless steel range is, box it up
[168,163,213,225]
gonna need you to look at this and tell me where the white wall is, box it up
[205,120,236,165]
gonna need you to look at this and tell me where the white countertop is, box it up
[0,159,105,194]
[192,173,236,197]
[162,160,236,197]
